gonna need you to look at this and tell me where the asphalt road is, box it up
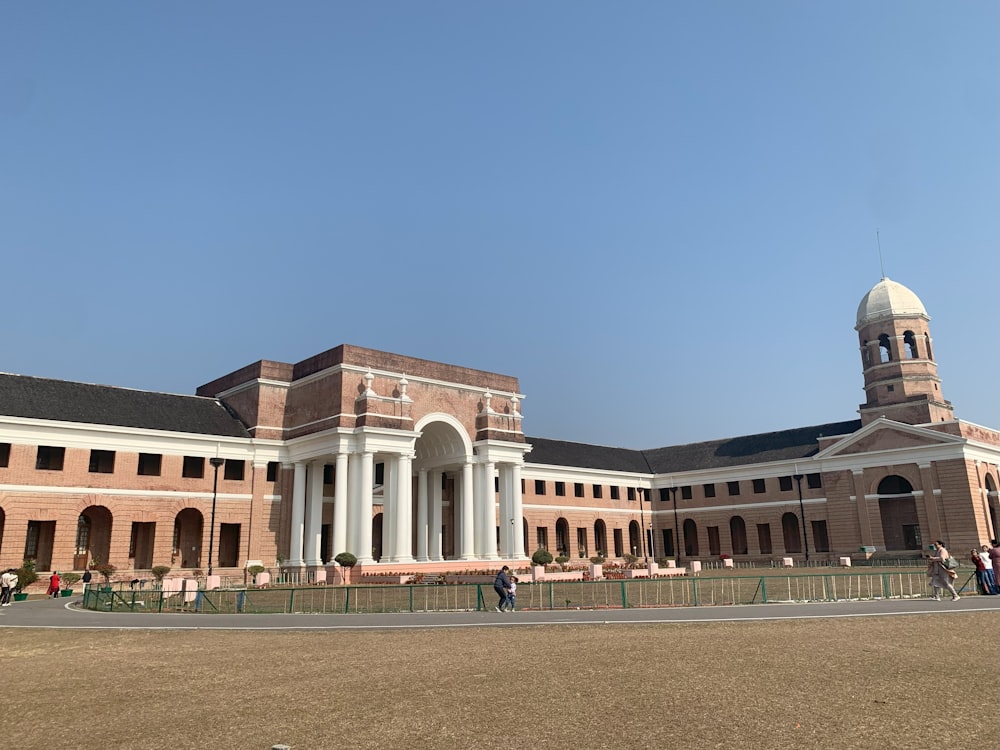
[2,592,998,630]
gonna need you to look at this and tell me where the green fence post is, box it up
[823,575,832,601]
[881,573,890,599]
[620,580,628,608]
[288,588,295,614]
[692,578,699,607]
[409,585,414,613]
[548,582,554,610]
[761,577,768,603]
[344,586,351,614]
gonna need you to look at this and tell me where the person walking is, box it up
[493,566,512,612]
[926,541,960,601]
[0,568,16,606]
[47,571,61,599]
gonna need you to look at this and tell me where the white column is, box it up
[394,453,414,563]
[498,464,512,558]
[356,452,375,564]
[478,460,497,559]
[416,468,429,562]
[511,462,525,558]
[430,470,443,561]
[288,462,306,567]
[332,452,349,559]
[304,462,324,567]
[346,452,362,556]
[383,457,397,562]
[460,461,475,560]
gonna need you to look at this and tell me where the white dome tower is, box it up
[855,278,954,426]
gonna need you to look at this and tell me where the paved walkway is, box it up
[2,592,997,630]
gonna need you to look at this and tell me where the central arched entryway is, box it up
[877,475,921,550]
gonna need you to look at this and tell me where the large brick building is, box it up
[0,277,997,576]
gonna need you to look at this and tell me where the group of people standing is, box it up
[970,541,1000,595]
[0,568,18,606]
[927,539,1000,600]
[493,566,518,612]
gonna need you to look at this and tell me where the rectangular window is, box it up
[266,462,279,482]
[779,475,793,492]
[224,459,245,481]
[534,480,546,496]
[574,483,584,498]
[662,528,675,557]
[576,528,587,558]
[613,528,624,557]
[727,481,740,496]
[681,485,692,500]
[752,478,766,494]
[374,462,385,485]
[494,477,499,493]
[707,526,721,556]
[323,465,334,484]
[703,483,716,498]
[555,481,566,497]
[627,487,636,502]
[0,442,10,468]
[25,521,41,558]
[807,473,822,489]
[659,488,669,502]
[757,523,772,555]
[610,486,620,500]
[89,449,115,474]
[182,456,205,479]
[812,520,830,552]
[137,453,162,476]
[36,446,65,471]
[593,484,603,499]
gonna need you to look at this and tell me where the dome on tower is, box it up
[855,277,928,328]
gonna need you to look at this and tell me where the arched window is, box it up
[782,512,802,553]
[924,333,933,361]
[861,341,872,367]
[555,518,570,557]
[903,331,918,359]
[594,520,608,557]
[75,514,91,555]
[878,334,892,363]
[729,516,748,555]
[877,475,913,495]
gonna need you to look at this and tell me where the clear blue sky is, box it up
[2,2,997,448]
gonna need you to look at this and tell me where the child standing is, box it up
[505,576,518,611]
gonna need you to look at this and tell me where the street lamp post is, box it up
[207,457,225,576]
[669,486,680,564]
[637,488,649,564]
[793,472,810,562]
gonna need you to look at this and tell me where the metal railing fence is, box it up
[79,570,983,615]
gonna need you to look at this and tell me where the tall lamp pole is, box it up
[669,486,680,564]
[637,488,649,564]
[793,471,810,562]
[207,457,225,576]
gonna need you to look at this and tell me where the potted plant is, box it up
[60,572,82,596]
[247,564,266,585]
[554,555,570,571]
[93,562,117,590]
[333,552,357,585]
[13,559,37,600]
[151,565,171,584]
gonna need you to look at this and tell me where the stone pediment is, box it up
[814,417,964,458]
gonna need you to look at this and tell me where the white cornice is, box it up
[0,484,252,501]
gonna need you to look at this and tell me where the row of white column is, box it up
[285,453,526,567]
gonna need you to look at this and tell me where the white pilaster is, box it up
[511,462,525,558]
[383,457,396,562]
[356,452,375,564]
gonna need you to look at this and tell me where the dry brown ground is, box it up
[1,613,997,750]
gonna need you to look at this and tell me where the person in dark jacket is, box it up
[493,566,512,612]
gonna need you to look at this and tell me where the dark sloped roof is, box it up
[642,419,862,473]
[526,437,652,474]
[0,373,250,438]
[528,419,862,474]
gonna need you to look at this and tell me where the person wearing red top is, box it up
[47,572,61,599]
